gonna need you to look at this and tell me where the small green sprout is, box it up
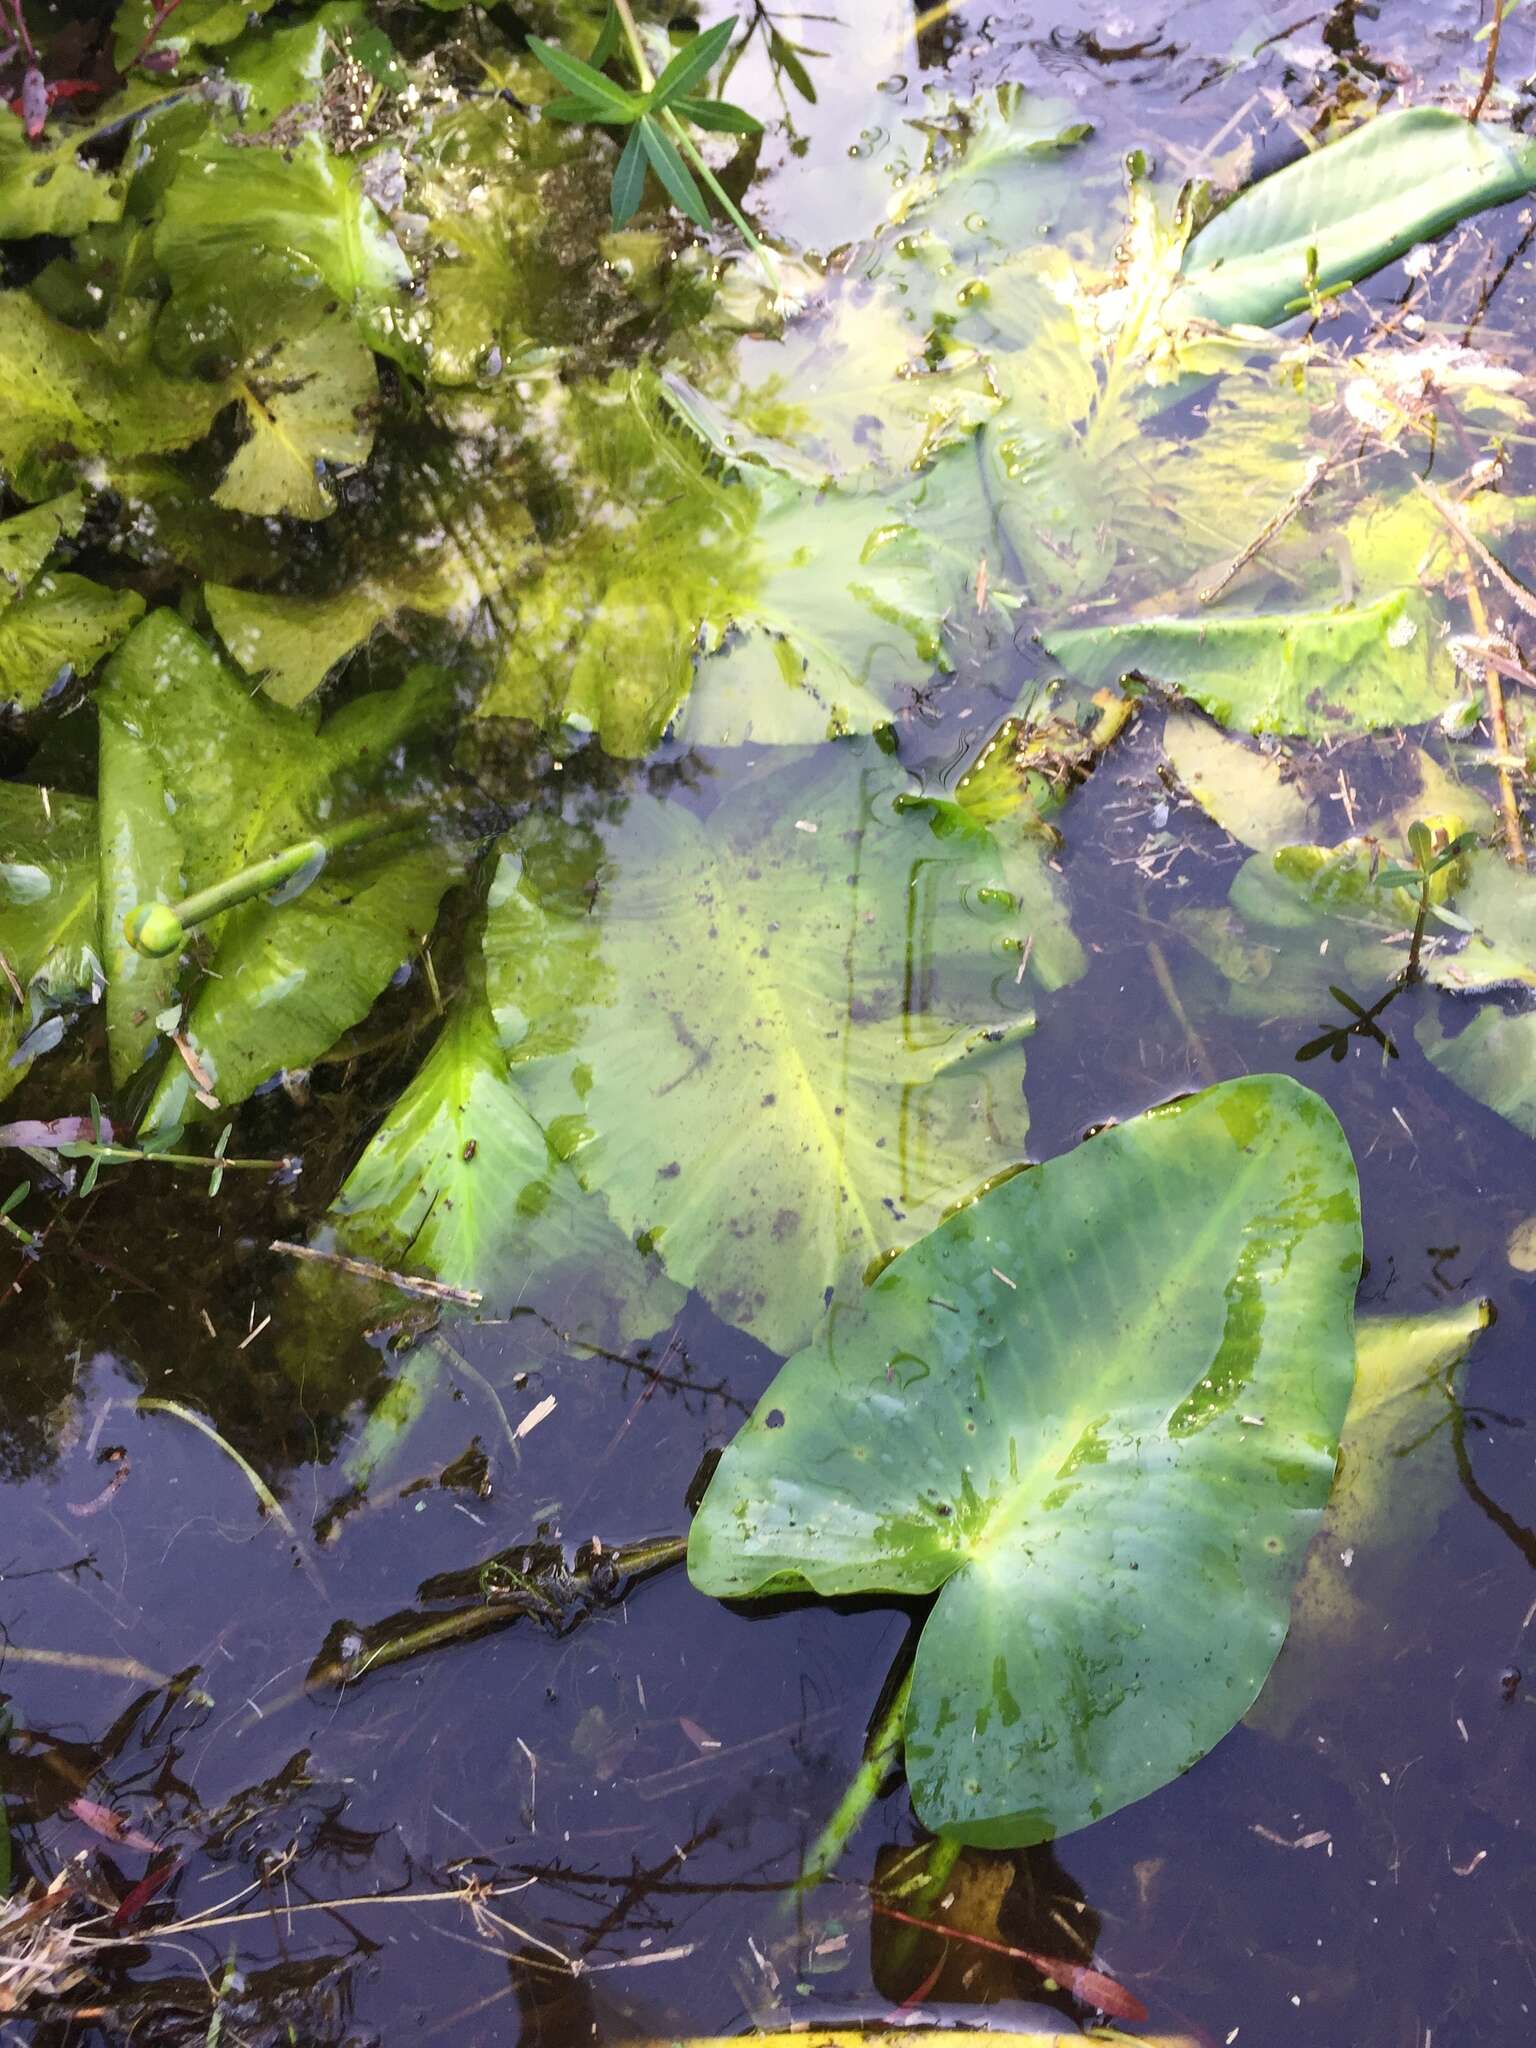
[1375,819,1480,982]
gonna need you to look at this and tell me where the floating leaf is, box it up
[0,108,125,239]
[1174,108,1536,331]
[95,611,457,1125]
[0,289,224,493]
[689,1075,1363,1844]
[328,977,681,1343]
[112,0,281,68]
[0,572,144,715]
[484,745,1057,1353]
[155,136,410,329]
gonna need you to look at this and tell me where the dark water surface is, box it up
[5,3,1536,2044]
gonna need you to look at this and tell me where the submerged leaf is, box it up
[690,1074,1362,1844]
[1251,1297,1491,1736]
[327,980,680,1343]
[1047,591,1451,739]
[1163,712,1315,851]
[95,611,457,1125]
[484,746,1057,1352]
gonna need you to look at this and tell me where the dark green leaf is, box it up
[672,95,764,135]
[637,115,710,228]
[611,122,648,228]
[591,5,621,68]
[769,29,818,103]
[542,91,628,122]
[648,17,739,112]
[526,36,645,121]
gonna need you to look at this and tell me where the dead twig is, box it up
[269,1239,483,1307]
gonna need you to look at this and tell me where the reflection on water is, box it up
[5,1,1536,2044]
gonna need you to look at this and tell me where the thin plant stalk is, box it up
[137,1398,326,1596]
[796,1669,911,1892]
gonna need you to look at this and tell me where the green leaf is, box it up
[0,110,124,239]
[1163,712,1315,852]
[1420,1007,1536,1138]
[95,612,457,1124]
[484,745,1052,1353]
[672,96,764,135]
[542,92,620,123]
[328,979,681,1344]
[526,37,645,123]
[209,286,378,521]
[637,115,709,228]
[154,135,410,331]
[0,573,145,714]
[1046,591,1453,739]
[689,1074,1363,1845]
[0,289,225,493]
[1175,108,1536,331]
[0,786,100,1103]
[0,492,85,604]
[1252,1297,1491,1736]
[112,0,280,68]
[668,284,997,486]
[208,466,533,707]
[648,18,738,112]
[612,123,648,228]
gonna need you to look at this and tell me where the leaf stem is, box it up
[124,811,428,958]
[796,1667,912,1892]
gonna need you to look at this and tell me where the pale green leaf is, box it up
[1163,712,1315,852]
[1047,591,1453,739]
[1175,108,1536,331]
[327,982,681,1344]
[689,1075,1362,1844]
[1252,1297,1491,1736]
[484,745,1048,1352]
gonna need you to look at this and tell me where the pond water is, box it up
[3,2,1536,2044]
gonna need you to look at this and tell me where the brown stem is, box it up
[1473,0,1506,121]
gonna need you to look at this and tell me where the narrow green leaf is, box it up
[612,122,648,227]
[591,5,621,67]
[769,30,818,103]
[526,36,644,121]
[638,115,710,227]
[673,95,763,135]
[542,91,632,124]
[648,17,739,112]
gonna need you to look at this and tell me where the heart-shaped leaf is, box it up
[484,745,1074,1353]
[689,1074,1362,1845]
